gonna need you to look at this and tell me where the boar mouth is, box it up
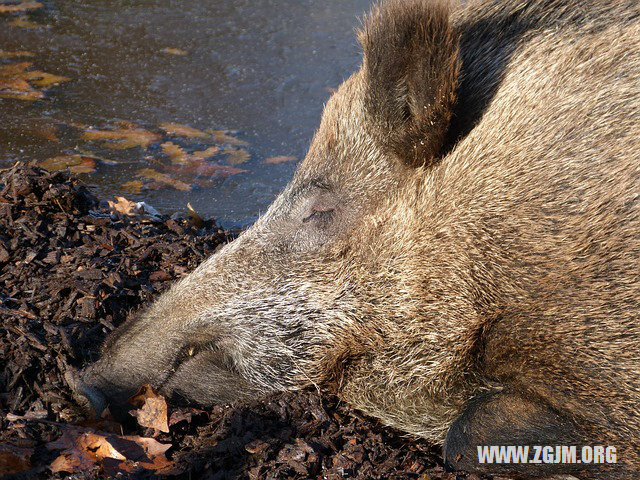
[68,340,235,417]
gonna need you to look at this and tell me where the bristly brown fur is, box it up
[359,0,460,168]
[77,1,640,478]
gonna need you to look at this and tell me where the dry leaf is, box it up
[108,196,161,218]
[39,155,97,174]
[128,384,170,433]
[121,180,143,194]
[161,47,188,56]
[83,125,161,150]
[0,1,42,13]
[137,167,191,191]
[265,155,296,164]
[149,270,172,282]
[210,129,248,146]
[48,430,122,474]
[186,202,204,228]
[47,426,178,476]
[111,436,177,475]
[168,407,206,426]
[224,147,250,165]
[0,445,33,475]
[159,122,208,138]
[107,196,138,216]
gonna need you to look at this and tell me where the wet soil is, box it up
[0,163,494,479]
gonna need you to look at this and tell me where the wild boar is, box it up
[71,0,640,478]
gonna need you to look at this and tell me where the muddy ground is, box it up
[0,163,497,479]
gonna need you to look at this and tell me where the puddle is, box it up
[0,0,372,227]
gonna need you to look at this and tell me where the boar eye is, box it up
[302,208,335,224]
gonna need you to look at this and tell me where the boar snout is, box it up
[73,279,264,412]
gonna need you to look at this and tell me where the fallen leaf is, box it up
[0,50,35,58]
[83,125,161,150]
[149,270,172,282]
[137,167,191,191]
[0,1,42,13]
[111,436,177,475]
[210,129,248,146]
[47,425,178,476]
[224,147,251,165]
[161,47,188,56]
[0,445,33,475]
[39,155,97,174]
[265,155,297,164]
[168,407,206,426]
[107,196,138,216]
[159,122,208,138]
[121,180,143,194]
[48,430,122,474]
[129,384,170,433]
[187,202,204,228]
[77,407,122,434]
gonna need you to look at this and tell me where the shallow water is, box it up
[0,0,372,226]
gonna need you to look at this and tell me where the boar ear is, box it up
[359,0,460,168]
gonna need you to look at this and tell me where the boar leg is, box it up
[443,391,590,477]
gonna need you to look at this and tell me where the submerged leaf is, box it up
[39,155,97,174]
[265,155,297,164]
[159,122,208,138]
[26,70,70,87]
[137,168,191,191]
[165,159,246,178]
[162,141,220,164]
[161,47,188,56]
[0,50,35,58]
[224,147,251,165]
[210,129,248,146]
[121,180,143,194]
[0,1,42,13]
[0,61,69,100]
[83,125,161,150]
[8,16,43,28]
[161,141,188,163]
[191,145,220,160]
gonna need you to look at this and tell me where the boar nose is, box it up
[65,368,109,418]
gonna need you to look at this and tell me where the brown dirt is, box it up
[0,162,493,480]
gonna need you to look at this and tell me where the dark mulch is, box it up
[0,163,492,480]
